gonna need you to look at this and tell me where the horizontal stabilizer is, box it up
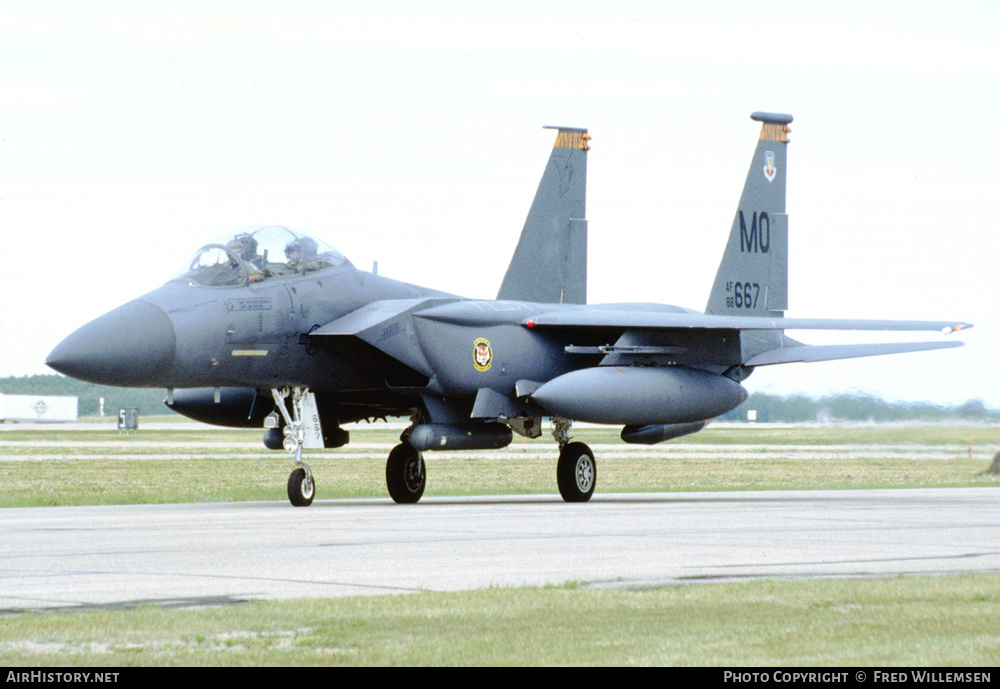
[745,340,964,366]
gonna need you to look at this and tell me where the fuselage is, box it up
[46,225,749,429]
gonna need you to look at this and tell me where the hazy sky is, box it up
[2,0,998,406]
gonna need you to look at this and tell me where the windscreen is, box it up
[178,226,347,286]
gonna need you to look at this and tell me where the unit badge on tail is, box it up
[763,151,777,182]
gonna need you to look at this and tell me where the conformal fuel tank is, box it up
[530,366,747,425]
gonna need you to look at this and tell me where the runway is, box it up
[3,488,1000,612]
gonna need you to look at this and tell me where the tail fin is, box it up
[497,126,589,304]
[706,112,792,317]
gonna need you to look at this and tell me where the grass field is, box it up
[1,575,999,666]
[2,418,998,507]
[2,418,998,666]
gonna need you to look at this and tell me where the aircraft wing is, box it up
[743,340,964,366]
[522,309,972,334]
[521,307,970,367]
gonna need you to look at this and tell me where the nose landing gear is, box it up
[270,387,318,507]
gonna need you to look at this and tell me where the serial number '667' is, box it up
[725,281,760,309]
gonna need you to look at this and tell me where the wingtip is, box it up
[943,323,974,334]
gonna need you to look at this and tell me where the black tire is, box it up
[386,443,426,504]
[287,467,315,507]
[557,442,596,502]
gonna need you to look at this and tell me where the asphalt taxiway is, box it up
[2,488,999,612]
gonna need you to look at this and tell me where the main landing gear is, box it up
[384,415,427,504]
[553,417,595,502]
[381,417,595,504]
[385,442,426,504]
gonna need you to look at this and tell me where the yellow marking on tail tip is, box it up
[554,130,591,150]
[759,123,791,143]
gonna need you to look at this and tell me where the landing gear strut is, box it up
[553,417,596,502]
[271,387,316,507]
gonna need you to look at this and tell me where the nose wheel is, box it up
[287,467,315,507]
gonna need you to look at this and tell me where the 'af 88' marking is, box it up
[725,281,760,309]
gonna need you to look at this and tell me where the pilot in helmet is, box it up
[228,233,261,270]
[285,236,318,271]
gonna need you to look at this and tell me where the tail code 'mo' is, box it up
[706,112,792,317]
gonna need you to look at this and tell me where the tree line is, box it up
[718,393,999,423]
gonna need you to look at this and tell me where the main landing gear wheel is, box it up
[386,443,426,504]
[557,442,596,503]
[287,467,315,507]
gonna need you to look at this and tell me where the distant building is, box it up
[0,394,78,423]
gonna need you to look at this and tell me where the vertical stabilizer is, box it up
[497,127,589,304]
[706,112,792,317]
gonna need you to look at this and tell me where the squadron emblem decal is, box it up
[473,338,493,372]
[763,150,776,183]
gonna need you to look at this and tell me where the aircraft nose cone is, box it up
[47,300,176,386]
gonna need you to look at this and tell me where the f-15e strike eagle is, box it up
[47,113,970,505]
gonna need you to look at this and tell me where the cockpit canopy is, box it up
[178,226,348,287]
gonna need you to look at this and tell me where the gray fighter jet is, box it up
[47,113,971,506]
